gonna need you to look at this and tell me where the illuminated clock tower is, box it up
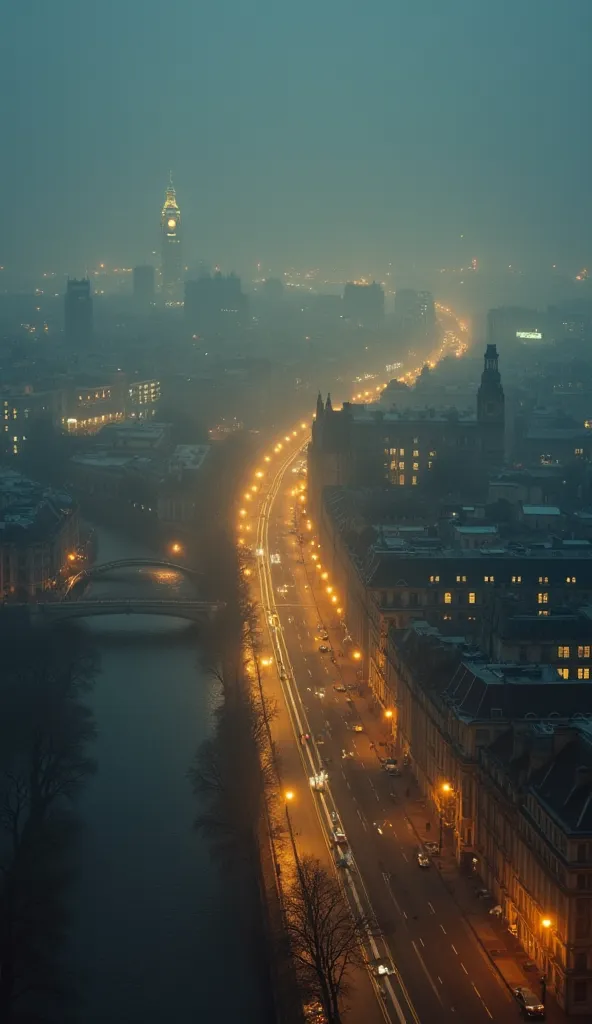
[160,172,182,295]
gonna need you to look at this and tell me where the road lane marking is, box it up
[419,937,425,947]
[411,941,443,1005]
[461,963,468,974]
[427,901,435,914]
[437,977,443,985]
[451,945,458,955]
[401,850,408,862]
[440,924,447,934]
[368,779,380,802]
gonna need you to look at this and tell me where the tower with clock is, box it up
[160,173,182,295]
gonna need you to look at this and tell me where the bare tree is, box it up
[0,620,97,1022]
[284,856,365,1024]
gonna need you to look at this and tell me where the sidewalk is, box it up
[403,783,572,1023]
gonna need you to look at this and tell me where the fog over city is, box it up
[1,4,592,1024]
[1,0,592,285]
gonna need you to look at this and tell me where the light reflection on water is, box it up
[63,529,264,1023]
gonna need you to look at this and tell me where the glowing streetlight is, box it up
[326,586,333,594]
[542,917,552,929]
[285,790,294,803]
[171,542,182,555]
[264,456,271,462]
[321,571,329,580]
[331,595,338,603]
[442,782,452,793]
[255,471,263,478]
[385,709,393,719]
[352,651,362,661]
[301,422,307,429]
[337,607,343,615]
[239,509,247,517]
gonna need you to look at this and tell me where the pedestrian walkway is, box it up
[403,785,573,1023]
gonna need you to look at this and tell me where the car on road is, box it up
[424,841,440,855]
[309,771,328,792]
[333,683,347,693]
[417,851,431,868]
[332,826,347,845]
[513,986,545,1019]
[319,631,329,640]
[314,687,326,698]
[318,644,330,653]
[303,1000,327,1023]
[352,724,363,732]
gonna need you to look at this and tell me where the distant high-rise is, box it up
[64,278,93,345]
[160,173,182,295]
[477,344,505,466]
[184,272,248,335]
[394,289,435,338]
[133,265,155,308]
[343,281,384,327]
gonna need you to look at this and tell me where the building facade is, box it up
[64,278,93,346]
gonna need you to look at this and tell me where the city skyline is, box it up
[1,1,592,283]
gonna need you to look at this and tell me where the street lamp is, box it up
[171,542,183,555]
[352,650,362,661]
[541,917,552,930]
[440,783,453,852]
[385,709,393,720]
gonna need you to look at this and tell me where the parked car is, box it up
[513,987,545,1019]
[333,683,347,693]
[424,841,440,855]
[417,851,431,869]
[318,645,330,653]
[352,724,364,733]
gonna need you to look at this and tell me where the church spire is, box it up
[325,393,333,412]
[316,392,324,419]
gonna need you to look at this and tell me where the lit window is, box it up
[428,460,433,469]
[399,462,405,470]
[456,575,467,583]
[538,576,549,584]
[411,475,417,485]
[579,668,591,680]
[579,646,591,659]
[444,592,452,604]
[538,610,549,617]
[413,450,419,457]
[558,646,570,659]
[399,448,405,456]
[557,668,569,680]
[429,575,440,583]
[484,575,495,583]
[468,592,476,604]
[413,462,419,470]
[538,592,549,604]
[575,448,584,456]
[399,474,405,486]
[566,576,577,584]
[443,614,451,621]
[429,450,436,457]
[511,575,522,584]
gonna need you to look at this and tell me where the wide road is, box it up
[248,434,520,1024]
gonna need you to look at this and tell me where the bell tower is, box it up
[477,344,505,466]
[160,172,182,295]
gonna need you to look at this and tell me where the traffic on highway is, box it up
[239,321,534,1023]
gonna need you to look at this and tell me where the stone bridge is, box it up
[31,598,220,624]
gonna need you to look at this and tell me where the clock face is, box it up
[167,217,177,229]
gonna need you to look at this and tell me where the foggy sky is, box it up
[1,0,591,281]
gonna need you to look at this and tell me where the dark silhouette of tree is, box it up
[284,855,365,1024]
[0,620,97,1023]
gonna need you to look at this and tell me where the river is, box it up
[63,526,266,1023]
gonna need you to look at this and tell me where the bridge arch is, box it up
[66,559,201,594]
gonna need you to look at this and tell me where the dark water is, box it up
[64,528,264,1023]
